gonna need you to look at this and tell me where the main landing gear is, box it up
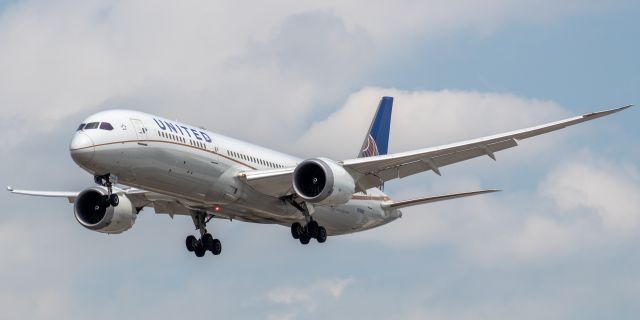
[185,212,222,257]
[291,220,327,244]
[284,197,328,245]
[94,174,119,207]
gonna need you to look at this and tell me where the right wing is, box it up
[343,105,633,190]
[239,105,632,196]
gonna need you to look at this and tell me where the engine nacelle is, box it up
[74,187,137,234]
[292,157,356,206]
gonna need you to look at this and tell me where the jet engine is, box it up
[74,187,137,234]
[292,158,356,206]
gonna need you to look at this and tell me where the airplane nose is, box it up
[70,132,95,165]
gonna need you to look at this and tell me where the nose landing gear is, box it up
[186,211,222,257]
[94,174,119,207]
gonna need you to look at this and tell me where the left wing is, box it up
[7,186,79,203]
[240,105,632,195]
[7,186,193,216]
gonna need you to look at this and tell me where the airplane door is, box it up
[130,118,148,143]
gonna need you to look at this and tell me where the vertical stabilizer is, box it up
[358,96,393,158]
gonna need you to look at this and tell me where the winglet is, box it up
[584,104,633,118]
[7,186,13,192]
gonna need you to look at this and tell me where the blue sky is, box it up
[0,1,639,319]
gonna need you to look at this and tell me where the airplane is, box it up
[7,97,633,258]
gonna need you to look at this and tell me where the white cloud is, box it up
[265,277,354,318]
[352,153,640,265]
[0,0,609,150]
[293,87,569,159]
[541,152,640,232]
[0,1,636,319]
[266,277,354,304]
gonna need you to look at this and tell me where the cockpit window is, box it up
[76,124,86,131]
[99,122,114,130]
[84,122,100,129]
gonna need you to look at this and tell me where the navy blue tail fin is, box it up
[358,96,393,158]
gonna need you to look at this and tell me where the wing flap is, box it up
[238,168,295,197]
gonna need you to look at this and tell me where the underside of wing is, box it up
[238,168,295,197]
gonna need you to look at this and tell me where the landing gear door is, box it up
[130,119,148,144]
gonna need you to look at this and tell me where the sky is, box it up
[0,0,639,319]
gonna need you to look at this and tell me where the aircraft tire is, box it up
[306,221,319,238]
[185,235,197,252]
[194,243,206,257]
[109,194,119,207]
[291,223,304,239]
[316,227,327,243]
[300,234,311,245]
[211,239,222,255]
[202,233,214,251]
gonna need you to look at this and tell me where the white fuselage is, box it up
[69,110,401,236]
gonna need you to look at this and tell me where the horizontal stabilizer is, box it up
[387,189,499,209]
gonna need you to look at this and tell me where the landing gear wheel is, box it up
[211,239,222,255]
[291,222,304,239]
[109,194,119,207]
[189,212,223,257]
[202,233,214,251]
[194,242,206,257]
[316,226,327,243]
[306,220,319,238]
[186,235,197,252]
[300,234,311,245]
[95,174,118,207]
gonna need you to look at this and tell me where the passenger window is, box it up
[99,122,114,130]
[85,122,99,129]
[77,124,86,131]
